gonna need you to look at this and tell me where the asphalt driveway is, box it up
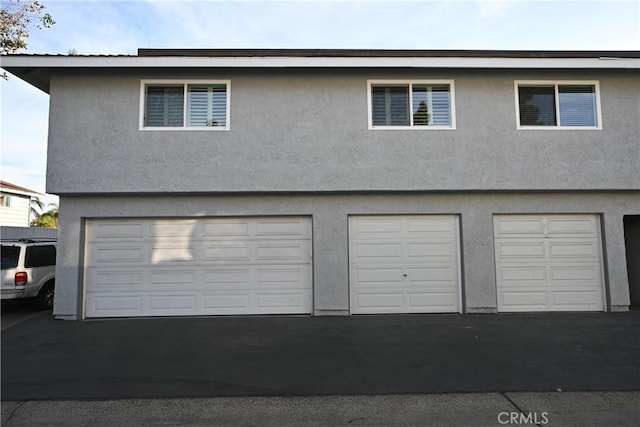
[2,311,639,400]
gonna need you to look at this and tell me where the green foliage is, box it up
[29,195,44,223]
[0,0,55,55]
[30,203,58,228]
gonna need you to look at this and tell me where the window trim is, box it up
[514,80,602,130]
[367,79,456,130]
[139,79,231,131]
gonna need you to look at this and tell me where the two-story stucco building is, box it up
[3,49,639,320]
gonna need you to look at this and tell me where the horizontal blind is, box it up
[518,86,556,126]
[145,86,184,127]
[430,85,451,126]
[371,85,410,126]
[187,84,227,127]
[558,85,597,126]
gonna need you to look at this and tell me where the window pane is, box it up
[412,85,430,126]
[187,84,227,127]
[518,86,556,126]
[412,84,451,126]
[371,85,409,126]
[25,245,56,268]
[145,86,184,127]
[559,85,597,126]
[1,246,20,269]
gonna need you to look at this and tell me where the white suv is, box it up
[1,239,56,309]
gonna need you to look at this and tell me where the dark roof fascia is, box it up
[137,48,640,59]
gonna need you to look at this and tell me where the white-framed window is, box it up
[0,194,11,208]
[367,80,455,130]
[515,80,602,130]
[139,80,230,130]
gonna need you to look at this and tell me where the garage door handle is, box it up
[403,274,408,277]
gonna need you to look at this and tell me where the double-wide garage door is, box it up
[494,214,605,312]
[84,217,312,318]
[349,215,461,314]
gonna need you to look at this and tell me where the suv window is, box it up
[1,245,20,269]
[24,245,56,268]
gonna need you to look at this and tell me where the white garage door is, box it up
[349,215,461,314]
[84,217,312,318]
[494,214,605,312]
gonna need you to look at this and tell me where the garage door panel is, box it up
[151,221,198,237]
[551,291,602,307]
[546,216,598,236]
[406,218,456,236]
[408,292,458,310]
[355,293,404,311]
[500,291,549,310]
[203,294,250,309]
[203,221,250,238]
[496,241,546,260]
[407,242,456,261]
[92,271,144,287]
[353,219,403,237]
[149,295,197,310]
[548,241,598,259]
[353,243,403,261]
[255,220,309,238]
[497,266,547,284]
[202,269,250,284]
[90,222,146,240]
[355,268,404,284]
[256,267,310,286]
[149,270,197,286]
[257,293,307,308]
[84,217,312,318]
[256,242,309,261]
[407,266,456,282]
[93,246,145,263]
[88,294,144,314]
[550,266,598,283]
[494,217,545,238]
[203,244,250,261]
[350,216,461,314]
[494,214,605,312]
[151,245,196,263]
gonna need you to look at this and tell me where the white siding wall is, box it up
[0,194,31,227]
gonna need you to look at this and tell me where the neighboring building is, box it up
[3,49,639,320]
[0,181,40,227]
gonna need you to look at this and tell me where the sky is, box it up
[1,0,639,207]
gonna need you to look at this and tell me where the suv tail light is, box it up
[15,272,28,286]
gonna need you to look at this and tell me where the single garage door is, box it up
[84,217,312,318]
[494,214,605,312]
[349,215,461,314]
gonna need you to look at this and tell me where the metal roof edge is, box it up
[136,48,640,59]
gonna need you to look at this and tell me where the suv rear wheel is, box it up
[35,280,55,310]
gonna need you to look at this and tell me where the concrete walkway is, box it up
[2,392,639,426]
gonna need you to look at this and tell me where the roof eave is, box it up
[2,51,639,94]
